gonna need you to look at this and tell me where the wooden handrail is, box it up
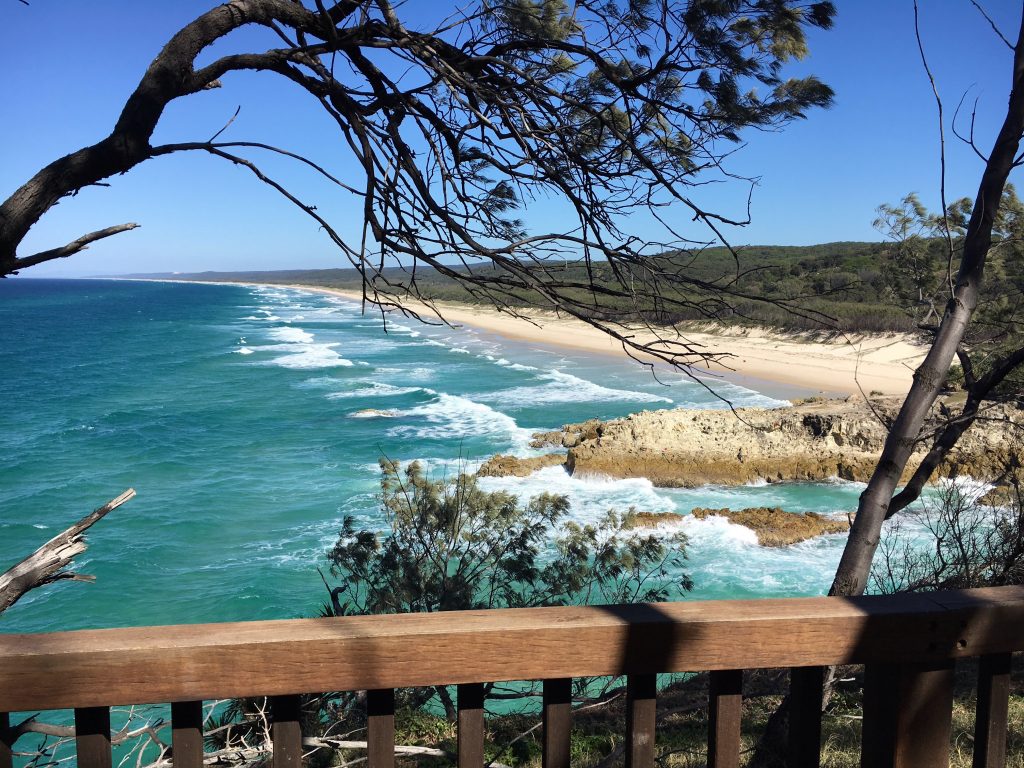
[0,586,1022,713]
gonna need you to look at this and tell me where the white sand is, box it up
[287,285,927,397]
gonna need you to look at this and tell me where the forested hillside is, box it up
[124,240,930,334]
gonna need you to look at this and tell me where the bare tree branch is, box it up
[0,489,136,615]
[971,0,1015,50]
[11,224,140,273]
[1,0,836,375]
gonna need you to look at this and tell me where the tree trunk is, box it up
[829,11,1024,598]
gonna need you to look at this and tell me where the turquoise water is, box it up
[0,279,869,635]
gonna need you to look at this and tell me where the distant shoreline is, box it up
[127,277,927,399]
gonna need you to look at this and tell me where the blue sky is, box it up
[1,1,1020,277]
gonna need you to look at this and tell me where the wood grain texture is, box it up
[862,661,953,768]
[707,669,742,768]
[0,587,1021,712]
[171,700,204,768]
[625,674,656,768]
[972,653,1011,768]
[272,695,302,768]
[367,689,394,768]
[788,666,823,768]
[74,706,112,768]
[0,712,11,768]
[543,678,571,768]
[457,683,485,768]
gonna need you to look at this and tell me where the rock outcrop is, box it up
[622,511,684,529]
[690,507,849,546]
[530,419,604,449]
[477,452,567,478]
[554,397,1019,487]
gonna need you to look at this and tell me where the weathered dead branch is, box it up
[0,489,136,615]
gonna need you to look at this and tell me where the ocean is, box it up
[0,278,872,635]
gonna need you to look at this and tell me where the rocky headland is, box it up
[525,396,1019,488]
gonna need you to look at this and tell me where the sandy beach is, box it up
[279,284,927,398]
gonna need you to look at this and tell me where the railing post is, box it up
[542,678,572,768]
[171,700,204,768]
[271,695,303,768]
[708,669,742,768]
[973,653,1011,768]
[788,666,824,768]
[367,689,395,768]
[457,683,485,768]
[862,661,953,768]
[1,711,11,768]
[625,674,657,768]
[74,706,112,768]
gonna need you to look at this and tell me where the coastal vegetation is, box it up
[123,240,935,335]
[3,0,1024,765]
[323,460,691,719]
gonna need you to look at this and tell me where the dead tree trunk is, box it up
[0,489,135,615]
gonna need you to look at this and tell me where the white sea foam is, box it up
[479,369,672,407]
[267,326,315,344]
[326,383,424,400]
[268,345,355,369]
[387,393,533,449]
[681,513,760,547]
[935,475,994,503]
[478,466,677,525]
[450,347,472,354]
[234,347,254,355]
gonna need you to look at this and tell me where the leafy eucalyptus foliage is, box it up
[323,459,691,719]
[325,459,691,617]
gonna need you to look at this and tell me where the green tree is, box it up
[874,186,1024,336]
[324,460,691,719]
[1,0,834,371]
[873,193,948,325]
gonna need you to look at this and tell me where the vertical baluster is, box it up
[75,706,112,768]
[861,663,897,764]
[625,674,657,768]
[862,660,953,768]
[271,695,302,768]
[458,684,485,768]
[707,669,742,768]
[973,653,1011,768]
[172,701,204,768]
[1,711,12,768]
[542,678,572,768]
[788,666,824,768]
[367,689,395,768]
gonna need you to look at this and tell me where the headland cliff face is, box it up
[529,397,1019,487]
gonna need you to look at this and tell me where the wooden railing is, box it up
[0,586,1022,768]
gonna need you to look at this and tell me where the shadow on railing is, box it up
[0,586,1021,768]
